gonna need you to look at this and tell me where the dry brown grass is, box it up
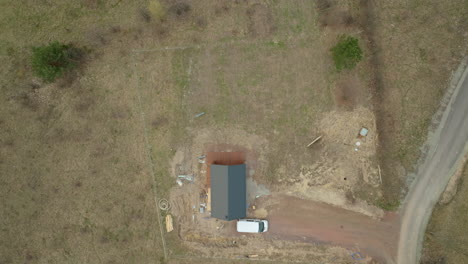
[365,0,467,204]
[0,45,165,263]
[1,0,466,262]
[421,165,468,263]
[0,1,166,263]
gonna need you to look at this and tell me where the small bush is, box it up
[376,198,400,211]
[148,0,166,21]
[31,42,81,82]
[331,35,363,71]
[168,2,191,17]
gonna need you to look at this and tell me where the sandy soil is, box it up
[279,106,383,218]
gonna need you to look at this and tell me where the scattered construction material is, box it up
[358,127,369,138]
[176,179,183,186]
[307,135,322,147]
[198,155,206,164]
[178,174,194,181]
[195,112,205,118]
[351,252,364,260]
[158,199,171,210]
[165,214,174,232]
[206,188,211,212]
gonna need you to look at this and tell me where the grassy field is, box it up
[0,1,166,263]
[0,46,165,262]
[1,0,467,263]
[369,0,467,205]
[421,164,468,263]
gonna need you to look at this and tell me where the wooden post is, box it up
[378,165,382,184]
[307,136,322,147]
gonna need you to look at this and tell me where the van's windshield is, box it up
[259,222,264,232]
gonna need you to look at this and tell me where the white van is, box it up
[236,219,268,233]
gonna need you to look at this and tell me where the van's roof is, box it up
[237,220,260,233]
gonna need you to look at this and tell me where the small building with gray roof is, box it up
[210,164,246,221]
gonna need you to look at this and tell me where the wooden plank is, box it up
[165,214,173,233]
[307,135,322,147]
[206,188,211,212]
[378,165,382,184]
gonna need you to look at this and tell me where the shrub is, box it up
[331,35,363,71]
[31,42,81,82]
[148,0,166,21]
[168,2,191,17]
[376,198,400,211]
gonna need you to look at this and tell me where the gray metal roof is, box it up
[210,164,246,221]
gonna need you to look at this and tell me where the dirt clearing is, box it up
[264,195,399,263]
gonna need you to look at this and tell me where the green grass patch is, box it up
[375,198,400,211]
[31,41,83,82]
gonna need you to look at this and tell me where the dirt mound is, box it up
[334,74,363,110]
[319,9,354,28]
[315,0,355,29]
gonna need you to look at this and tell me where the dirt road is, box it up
[397,60,468,264]
[261,195,399,263]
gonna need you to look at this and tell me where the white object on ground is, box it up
[237,219,269,233]
[359,128,369,137]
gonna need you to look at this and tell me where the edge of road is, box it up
[398,57,468,264]
[405,57,468,188]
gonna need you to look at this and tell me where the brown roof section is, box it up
[205,152,245,188]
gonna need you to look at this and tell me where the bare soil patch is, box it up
[280,106,383,217]
[168,2,192,18]
[315,0,356,29]
[334,73,363,110]
[166,129,345,261]
[264,195,399,263]
[246,3,275,38]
